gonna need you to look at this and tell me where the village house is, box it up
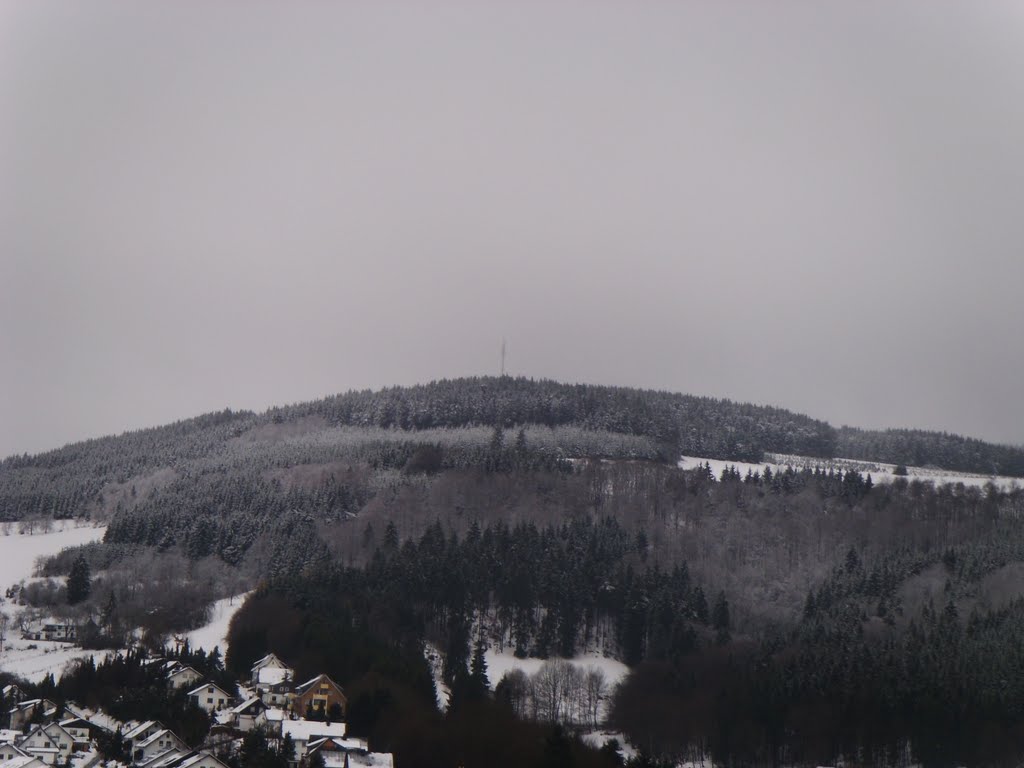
[8,700,57,731]
[20,621,77,643]
[229,697,266,733]
[133,729,188,764]
[0,743,29,761]
[124,721,166,754]
[20,722,75,765]
[0,754,46,768]
[187,683,232,714]
[280,720,348,763]
[166,666,204,691]
[291,675,346,719]
[58,716,106,749]
[257,680,293,709]
[250,654,293,691]
[304,737,394,768]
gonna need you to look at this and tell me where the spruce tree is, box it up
[67,554,91,605]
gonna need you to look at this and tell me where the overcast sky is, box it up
[2,2,1023,457]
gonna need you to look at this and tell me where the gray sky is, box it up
[2,1,1023,457]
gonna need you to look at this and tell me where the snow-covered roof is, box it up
[348,753,394,768]
[187,682,230,698]
[124,720,161,741]
[281,719,347,742]
[255,666,290,685]
[230,697,265,715]
[5,755,45,768]
[137,729,182,750]
[0,730,22,744]
[308,736,368,752]
[264,708,285,722]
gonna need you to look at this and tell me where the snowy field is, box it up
[0,522,106,682]
[680,453,1022,491]
[483,649,629,694]
[186,592,251,654]
[0,522,104,590]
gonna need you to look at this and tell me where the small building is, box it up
[20,622,77,643]
[20,722,75,766]
[124,721,165,754]
[258,680,293,709]
[229,697,266,733]
[58,716,107,748]
[187,683,232,714]
[8,700,57,731]
[291,675,347,720]
[2,755,46,768]
[0,743,29,761]
[133,729,188,764]
[166,666,204,691]
[280,720,347,762]
[251,653,294,692]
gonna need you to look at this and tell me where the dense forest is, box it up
[4,377,1024,766]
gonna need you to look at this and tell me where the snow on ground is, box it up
[484,649,629,721]
[185,592,252,654]
[485,649,628,690]
[680,454,1022,491]
[0,522,107,682]
[581,731,637,761]
[0,522,104,590]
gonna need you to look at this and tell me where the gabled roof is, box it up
[137,729,184,751]
[307,736,369,753]
[167,665,202,679]
[0,730,23,744]
[293,673,343,697]
[251,653,290,672]
[124,720,162,741]
[186,682,231,698]
[148,749,230,768]
[140,748,190,768]
[4,755,46,768]
[230,697,266,715]
[0,744,27,756]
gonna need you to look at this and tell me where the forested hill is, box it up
[2,378,1023,515]
[269,377,838,461]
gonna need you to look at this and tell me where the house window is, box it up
[208,698,213,704]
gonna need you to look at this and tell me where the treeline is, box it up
[613,592,1024,767]
[274,376,839,462]
[838,425,1024,478]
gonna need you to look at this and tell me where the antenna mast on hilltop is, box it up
[500,338,506,377]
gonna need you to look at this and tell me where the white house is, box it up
[280,719,348,762]
[187,683,232,714]
[133,729,188,763]
[0,743,29,761]
[250,654,293,690]
[229,697,266,733]
[2,755,46,768]
[124,721,164,754]
[166,666,204,691]
[19,723,74,765]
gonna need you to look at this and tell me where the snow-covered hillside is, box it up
[680,453,1021,490]
[0,522,105,682]
[186,592,251,654]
